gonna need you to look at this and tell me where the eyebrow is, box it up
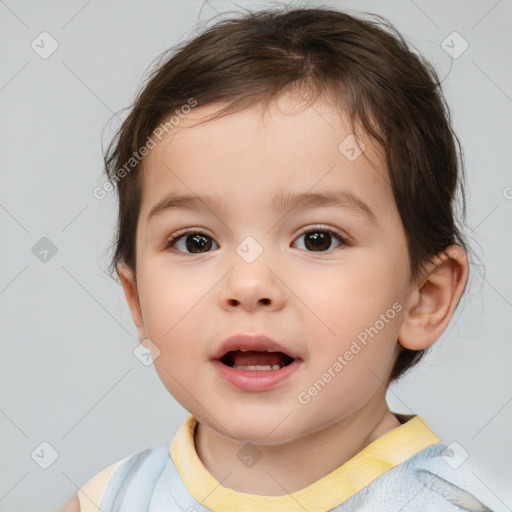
[147,189,377,225]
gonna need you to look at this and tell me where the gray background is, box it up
[1,0,511,510]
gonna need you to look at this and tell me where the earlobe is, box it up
[118,263,145,335]
[397,245,468,351]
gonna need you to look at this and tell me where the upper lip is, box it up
[211,334,301,361]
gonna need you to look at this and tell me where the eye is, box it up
[164,229,219,254]
[293,225,348,252]
[164,225,349,254]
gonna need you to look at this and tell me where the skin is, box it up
[63,91,467,506]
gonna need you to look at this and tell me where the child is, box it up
[65,5,500,511]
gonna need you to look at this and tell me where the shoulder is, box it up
[77,445,171,512]
[344,442,498,511]
[392,443,497,511]
[77,455,131,512]
[59,495,80,512]
[58,450,154,512]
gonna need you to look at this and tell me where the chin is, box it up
[213,411,300,445]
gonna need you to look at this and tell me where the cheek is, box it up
[138,263,202,328]
[297,257,403,372]
[301,320,399,419]
[136,276,207,369]
[294,258,398,330]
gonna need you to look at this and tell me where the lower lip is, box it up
[210,359,301,391]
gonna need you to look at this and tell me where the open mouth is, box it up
[219,350,295,371]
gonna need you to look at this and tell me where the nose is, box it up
[217,248,286,312]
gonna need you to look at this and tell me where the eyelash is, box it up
[163,225,350,254]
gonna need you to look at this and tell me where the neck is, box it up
[194,393,401,496]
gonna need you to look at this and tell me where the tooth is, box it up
[232,365,277,371]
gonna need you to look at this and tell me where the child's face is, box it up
[120,92,414,443]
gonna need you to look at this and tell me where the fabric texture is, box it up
[78,413,499,511]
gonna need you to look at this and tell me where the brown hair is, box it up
[102,6,468,383]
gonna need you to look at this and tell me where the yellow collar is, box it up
[170,414,440,512]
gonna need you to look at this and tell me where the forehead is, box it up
[140,93,394,221]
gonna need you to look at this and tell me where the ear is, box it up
[397,245,468,351]
[118,263,146,341]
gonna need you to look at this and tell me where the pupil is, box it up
[182,231,332,253]
[305,232,330,251]
[186,233,211,253]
